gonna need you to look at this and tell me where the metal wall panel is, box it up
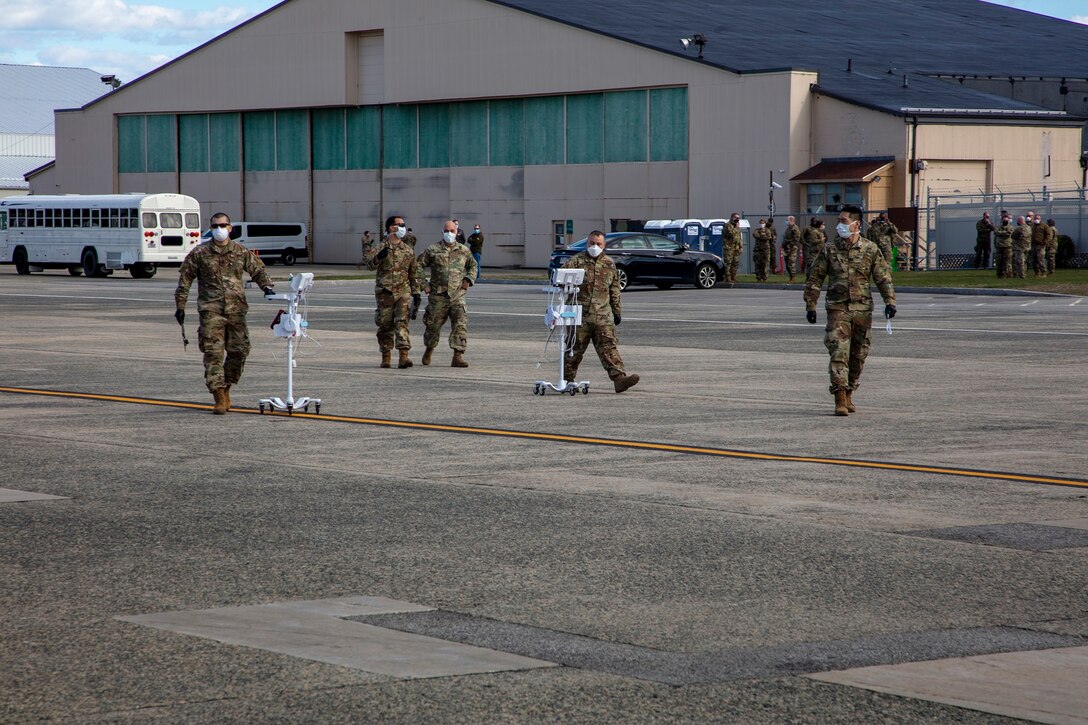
[604,90,647,163]
[449,101,488,168]
[179,114,209,173]
[209,113,240,173]
[276,109,310,171]
[418,104,450,169]
[312,108,346,170]
[382,105,418,169]
[650,87,687,162]
[243,111,276,172]
[347,107,380,169]
[566,93,602,164]
[357,32,385,106]
[489,99,524,167]
[523,96,564,166]
[117,115,145,174]
[146,115,176,173]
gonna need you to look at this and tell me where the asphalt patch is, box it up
[904,523,1088,551]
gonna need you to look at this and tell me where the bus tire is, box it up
[282,249,297,266]
[130,262,156,279]
[68,265,83,277]
[14,247,30,275]
[81,248,103,278]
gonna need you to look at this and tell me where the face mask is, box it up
[759,223,765,229]
[395,226,407,239]
[443,231,457,244]
[211,227,230,243]
[474,228,480,233]
[587,244,603,258]
[836,222,853,239]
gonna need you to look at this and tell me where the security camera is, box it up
[100,74,121,89]
[770,181,783,190]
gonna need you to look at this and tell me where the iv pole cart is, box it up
[259,272,321,414]
[533,267,590,396]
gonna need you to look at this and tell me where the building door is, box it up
[553,220,566,248]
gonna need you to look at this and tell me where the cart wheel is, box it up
[258,403,265,414]
[569,387,577,396]
[314,403,321,414]
[286,405,293,415]
[581,385,589,395]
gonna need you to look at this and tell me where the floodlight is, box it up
[679,33,707,59]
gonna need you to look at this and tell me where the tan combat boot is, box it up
[380,350,392,368]
[845,389,856,413]
[222,386,232,410]
[421,347,435,366]
[834,390,850,416]
[788,275,795,284]
[212,389,229,415]
[398,350,413,369]
[451,351,468,367]
[614,373,640,393]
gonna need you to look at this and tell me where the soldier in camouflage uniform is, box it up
[1030,217,1048,277]
[866,212,898,264]
[561,230,639,393]
[1045,218,1059,274]
[1012,216,1032,278]
[174,212,274,414]
[752,219,772,282]
[365,215,420,369]
[403,228,418,251]
[782,216,802,283]
[765,217,778,276]
[417,220,478,367]
[973,212,995,269]
[804,205,896,417]
[993,212,1014,279]
[802,217,826,275]
[721,213,743,286]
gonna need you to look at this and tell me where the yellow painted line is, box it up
[3,385,1086,490]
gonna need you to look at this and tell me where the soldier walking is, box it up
[417,220,478,367]
[973,212,995,269]
[803,205,896,417]
[782,216,801,283]
[722,213,743,286]
[752,219,772,282]
[365,215,420,369]
[802,217,826,275]
[1030,217,1048,277]
[1046,218,1059,274]
[561,230,639,393]
[993,212,1014,278]
[1012,216,1032,279]
[866,212,898,263]
[174,212,274,414]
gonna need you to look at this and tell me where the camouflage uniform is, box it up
[417,240,477,353]
[1012,223,1032,278]
[1030,221,1048,277]
[365,234,419,353]
[765,220,778,276]
[467,231,484,280]
[866,218,898,263]
[1046,222,1059,274]
[804,235,895,395]
[175,240,273,393]
[752,224,773,282]
[561,251,629,382]
[403,231,418,251]
[993,221,1014,278]
[721,221,743,284]
[973,217,995,269]
[782,222,802,280]
[801,223,826,275]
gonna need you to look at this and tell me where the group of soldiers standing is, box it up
[978,211,1059,279]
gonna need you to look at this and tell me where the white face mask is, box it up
[836,222,854,239]
[395,226,407,239]
[587,244,604,258]
[442,231,457,244]
[759,223,765,229]
[211,227,230,243]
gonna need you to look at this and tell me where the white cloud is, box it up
[0,0,251,34]
[37,44,171,78]
[1071,15,1088,24]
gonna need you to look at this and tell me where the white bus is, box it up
[0,193,202,278]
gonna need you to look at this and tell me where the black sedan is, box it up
[548,232,724,290]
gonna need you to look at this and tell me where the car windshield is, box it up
[564,236,624,251]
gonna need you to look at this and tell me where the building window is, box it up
[804,182,863,213]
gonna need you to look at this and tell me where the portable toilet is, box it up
[644,219,682,243]
[737,219,753,274]
[673,219,705,251]
[703,218,728,258]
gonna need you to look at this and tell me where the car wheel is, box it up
[130,262,156,279]
[282,249,297,266]
[616,267,629,291]
[654,282,674,290]
[694,263,717,289]
[14,247,30,275]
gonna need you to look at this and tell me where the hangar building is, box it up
[31,0,1088,266]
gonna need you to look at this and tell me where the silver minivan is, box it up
[201,221,309,265]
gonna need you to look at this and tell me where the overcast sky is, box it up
[1,0,1086,83]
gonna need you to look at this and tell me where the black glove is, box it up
[885,304,897,319]
[376,247,390,262]
[412,293,421,305]
[175,309,185,325]
[262,287,275,297]
[614,313,621,325]
[806,310,817,324]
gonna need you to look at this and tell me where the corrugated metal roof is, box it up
[0,155,53,189]
[0,64,106,135]
[488,0,1088,117]
[791,159,894,183]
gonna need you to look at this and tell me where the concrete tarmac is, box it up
[1,265,1086,723]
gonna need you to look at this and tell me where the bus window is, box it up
[0,211,6,230]
[34,209,44,227]
[44,209,54,228]
[184,212,200,229]
[90,209,100,228]
[62,209,73,227]
[80,209,89,227]
[142,212,157,228]
[128,209,139,228]
[160,213,182,229]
